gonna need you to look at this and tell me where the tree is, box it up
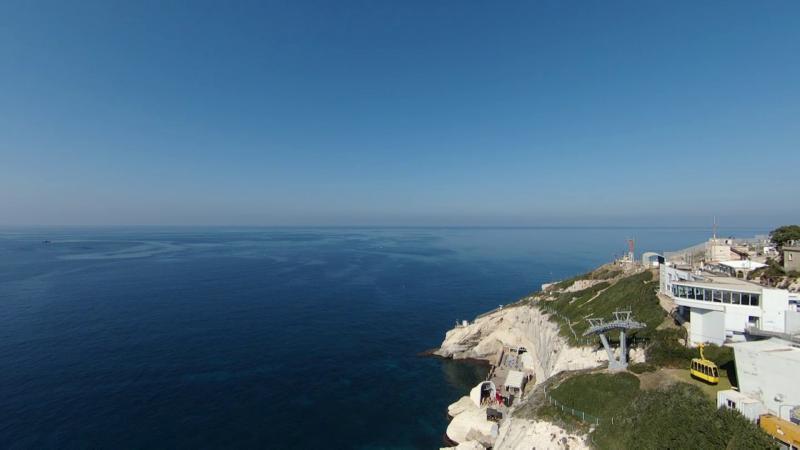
[770,225,800,248]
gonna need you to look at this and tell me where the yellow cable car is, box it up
[690,343,719,384]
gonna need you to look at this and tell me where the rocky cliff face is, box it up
[435,303,642,383]
[493,418,589,450]
[438,302,644,450]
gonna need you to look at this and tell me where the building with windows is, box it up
[662,266,800,345]
[715,260,767,279]
[784,246,800,272]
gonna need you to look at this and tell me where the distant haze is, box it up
[1,1,798,227]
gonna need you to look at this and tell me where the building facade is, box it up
[784,246,800,272]
[729,338,800,422]
[662,265,800,345]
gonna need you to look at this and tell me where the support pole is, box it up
[599,333,615,363]
[620,329,627,366]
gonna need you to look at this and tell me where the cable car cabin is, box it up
[690,359,719,384]
[690,344,719,384]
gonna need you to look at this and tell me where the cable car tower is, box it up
[583,310,645,371]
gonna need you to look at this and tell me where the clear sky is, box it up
[1,1,798,227]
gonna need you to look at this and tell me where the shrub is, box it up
[627,362,657,374]
[608,383,776,449]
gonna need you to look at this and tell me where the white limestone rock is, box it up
[446,407,498,446]
[436,305,643,384]
[494,418,589,450]
[448,396,477,418]
[440,440,487,450]
[563,279,604,293]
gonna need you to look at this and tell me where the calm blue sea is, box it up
[0,226,767,449]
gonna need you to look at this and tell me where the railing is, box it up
[542,387,601,425]
[542,386,635,427]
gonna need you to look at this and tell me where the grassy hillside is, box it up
[537,372,640,425]
[525,372,774,449]
[544,270,665,343]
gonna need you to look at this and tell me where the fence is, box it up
[542,386,635,427]
[542,386,602,425]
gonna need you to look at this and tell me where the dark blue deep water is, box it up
[0,227,767,449]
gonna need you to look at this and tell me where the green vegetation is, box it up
[644,329,693,366]
[645,328,737,384]
[537,373,640,426]
[546,270,665,343]
[770,224,800,248]
[664,367,734,401]
[627,362,656,374]
[748,257,799,288]
[528,265,774,448]
[529,372,774,449]
[612,383,775,449]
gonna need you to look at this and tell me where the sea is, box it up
[0,226,768,449]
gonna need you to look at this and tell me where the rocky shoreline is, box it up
[434,272,645,449]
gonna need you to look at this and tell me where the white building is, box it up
[717,389,767,422]
[661,265,800,345]
[707,237,735,262]
[716,260,767,279]
[727,338,800,422]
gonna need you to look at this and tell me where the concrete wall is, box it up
[762,288,790,333]
[723,305,761,335]
[707,241,732,262]
[689,308,725,345]
[786,310,800,334]
[785,249,800,272]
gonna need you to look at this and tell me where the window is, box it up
[705,289,712,302]
[723,291,731,304]
[713,290,722,302]
[695,289,704,301]
[751,294,760,306]
[727,399,737,409]
[741,294,750,306]
[688,287,695,299]
[731,292,741,305]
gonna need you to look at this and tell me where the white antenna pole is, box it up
[713,216,717,240]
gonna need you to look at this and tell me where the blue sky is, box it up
[1,1,798,226]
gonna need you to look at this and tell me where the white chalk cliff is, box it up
[437,302,643,449]
[494,417,590,450]
[436,303,643,384]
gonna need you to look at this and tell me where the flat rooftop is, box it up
[718,260,767,270]
[677,276,764,293]
[729,338,800,363]
[718,389,762,404]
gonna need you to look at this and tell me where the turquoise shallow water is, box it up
[0,227,766,449]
